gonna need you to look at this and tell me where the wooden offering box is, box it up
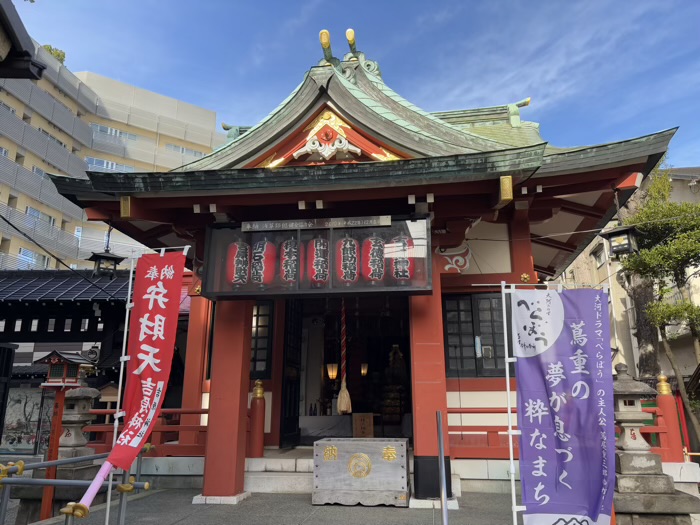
[312,438,410,506]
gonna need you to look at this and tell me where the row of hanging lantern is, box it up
[226,234,415,288]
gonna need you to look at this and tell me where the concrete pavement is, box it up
[31,489,523,525]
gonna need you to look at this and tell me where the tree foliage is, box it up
[621,161,700,440]
[42,45,65,65]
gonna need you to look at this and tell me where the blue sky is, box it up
[15,0,700,166]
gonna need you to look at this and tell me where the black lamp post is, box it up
[599,225,639,258]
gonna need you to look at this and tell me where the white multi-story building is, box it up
[0,44,226,270]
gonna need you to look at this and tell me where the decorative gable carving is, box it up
[251,109,405,168]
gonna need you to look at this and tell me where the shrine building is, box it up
[51,30,674,500]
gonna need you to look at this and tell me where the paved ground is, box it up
[30,489,523,525]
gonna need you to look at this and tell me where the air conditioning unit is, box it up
[81,344,100,363]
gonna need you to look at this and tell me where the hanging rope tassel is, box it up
[337,298,352,414]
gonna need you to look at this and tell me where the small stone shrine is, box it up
[613,363,700,525]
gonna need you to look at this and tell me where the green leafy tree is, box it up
[42,45,65,65]
[621,164,700,439]
[623,173,700,362]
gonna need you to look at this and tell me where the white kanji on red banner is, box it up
[109,252,186,471]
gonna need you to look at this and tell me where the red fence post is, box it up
[656,374,685,462]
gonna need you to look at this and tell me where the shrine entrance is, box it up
[291,295,411,446]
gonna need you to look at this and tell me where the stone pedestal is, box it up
[613,367,700,525]
[13,387,102,525]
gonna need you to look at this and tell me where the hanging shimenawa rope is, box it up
[337,297,352,414]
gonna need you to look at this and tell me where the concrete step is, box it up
[244,472,313,493]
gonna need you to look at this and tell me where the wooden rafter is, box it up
[530,234,577,253]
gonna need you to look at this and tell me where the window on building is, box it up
[32,166,46,178]
[18,247,49,269]
[85,157,135,173]
[90,123,140,141]
[0,147,8,158]
[250,301,274,379]
[592,245,606,267]
[0,101,15,115]
[38,128,66,149]
[165,143,204,158]
[443,294,512,378]
[25,206,55,227]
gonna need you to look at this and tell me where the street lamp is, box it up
[599,225,639,258]
[87,250,125,279]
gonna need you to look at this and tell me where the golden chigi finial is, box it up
[319,29,334,64]
[319,29,331,49]
[346,28,357,55]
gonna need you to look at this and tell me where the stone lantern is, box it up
[612,363,700,525]
[613,363,656,452]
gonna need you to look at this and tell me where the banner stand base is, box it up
[192,492,251,505]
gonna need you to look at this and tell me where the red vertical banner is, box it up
[108,251,186,471]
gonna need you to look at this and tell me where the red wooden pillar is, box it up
[510,204,535,281]
[657,375,684,462]
[181,295,212,445]
[202,300,254,498]
[410,257,451,499]
[40,388,65,520]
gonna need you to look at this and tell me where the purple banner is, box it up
[513,289,615,525]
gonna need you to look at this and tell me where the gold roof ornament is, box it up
[346,28,357,56]
[319,29,334,65]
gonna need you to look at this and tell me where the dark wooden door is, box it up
[280,299,303,448]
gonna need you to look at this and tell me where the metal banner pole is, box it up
[116,469,129,525]
[436,410,449,525]
[103,255,136,525]
[502,281,525,525]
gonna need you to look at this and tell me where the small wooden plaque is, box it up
[352,413,373,438]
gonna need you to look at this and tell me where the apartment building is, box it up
[560,167,700,380]
[0,43,226,271]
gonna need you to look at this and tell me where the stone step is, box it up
[244,472,313,493]
[615,490,700,514]
[616,473,675,494]
[242,472,462,497]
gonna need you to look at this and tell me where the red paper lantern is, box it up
[226,241,250,287]
[390,235,414,283]
[336,236,359,285]
[361,236,385,283]
[307,237,330,287]
[279,239,305,285]
[251,239,277,287]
